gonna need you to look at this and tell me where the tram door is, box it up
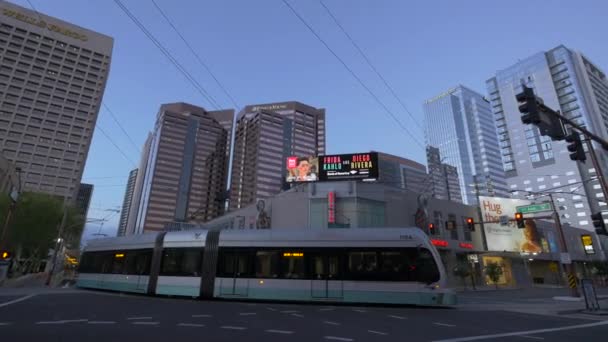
[220,251,250,296]
[311,253,343,299]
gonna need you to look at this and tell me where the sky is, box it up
[9,0,608,242]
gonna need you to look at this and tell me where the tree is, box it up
[590,261,608,287]
[484,262,504,289]
[453,262,472,290]
[5,192,80,274]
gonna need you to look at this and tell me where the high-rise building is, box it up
[424,85,509,204]
[0,1,113,202]
[229,101,326,210]
[75,182,92,218]
[486,45,608,230]
[124,133,152,236]
[376,152,427,194]
[426,146,463,203]
[116,168,137,237]
[131,103,233,234]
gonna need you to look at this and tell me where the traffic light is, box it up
[515,212,525,228]
[565,131,586,162]
[591,212,607,235]
[516,86,541,125]
[428,223,436,235]
[466,217,475,231]
[1,250,11,260]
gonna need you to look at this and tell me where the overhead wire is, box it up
[113,0,222,110]
[150,0,240,109]
[102,102,141,154]
[280,0,424,150]
[95,126,138,168]
[319,0,424,134]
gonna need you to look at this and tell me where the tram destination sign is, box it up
[516,202,552,214]
[318,152,379,182]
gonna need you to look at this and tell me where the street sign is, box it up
[560,252,572,264]
[499,215,509,226]
[516,202,552,214]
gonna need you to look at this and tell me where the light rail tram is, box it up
[77,228,456,305]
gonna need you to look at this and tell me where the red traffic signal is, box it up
[428,223,436,235]
[466,217,475,231]
[515,212,525,228]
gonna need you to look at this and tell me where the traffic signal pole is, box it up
[547,193,580,297]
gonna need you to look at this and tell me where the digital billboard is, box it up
[318,152,379,182]
[479,196,543,253]
[286,152,379,183]
[286,156,319,183]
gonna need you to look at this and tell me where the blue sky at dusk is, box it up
[10,0,608,241]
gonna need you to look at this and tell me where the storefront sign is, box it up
[327,191,335,224]
[581,235,595,255]
[479,196,543,253]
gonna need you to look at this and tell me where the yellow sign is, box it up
[2,8,88,41]
[581,235,595,255]
[114,253,125,258]
[549,262,558,273]
[283,252,303,257]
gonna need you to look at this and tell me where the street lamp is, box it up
[509,189,580,297]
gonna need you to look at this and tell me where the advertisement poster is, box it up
[286,156,319,183]
[318,152,379,181]
[479,196,543,253]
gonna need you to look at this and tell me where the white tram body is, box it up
[77,228,456,306]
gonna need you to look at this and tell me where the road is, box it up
[1,289,607,341]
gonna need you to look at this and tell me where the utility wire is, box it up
[113,0,222,110]
[319,0,424,133]
[102,102,141,154]
[151,0,240,109]
[280,0,424,150]
[96,125,138,168]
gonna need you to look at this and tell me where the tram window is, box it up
[161,248,203,276]
[379,251,406,280]
[111,253,125,274]
[135,250,152,275]
[255,251,279,278]
[410,248,440,284]
[123,252,137,274]
[280,253,306,279]
[348,251,378,280]
[217,250,254,278]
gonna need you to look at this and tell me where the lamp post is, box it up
[510,189,580,297]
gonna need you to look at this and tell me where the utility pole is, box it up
[0,167,22,250]
[472,175,488,251]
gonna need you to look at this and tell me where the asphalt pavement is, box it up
[1,289,607,341]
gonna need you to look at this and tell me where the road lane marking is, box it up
[132,321,159,325]
[239,312,257,316]
[388,315,407,320]
[221,325,247,330]
[520,336,544,340]
[0,294,36,308]
[353,309,366,313]
[324,321,341,326]
[324,336,354,341]
[434,322,456,327]
[192,314,213,318]
[281,310,299,313]
[368,330,388,336]
[35,320,87,325]
[88,321,116,324]
[266,307,278,311]
[127,316,152,320]
[266,329,294,334]
[0,322,13,326]
[177,323,205,327]
[319,307,335,311]
[291,313,304,318]
[432,320,608,342]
